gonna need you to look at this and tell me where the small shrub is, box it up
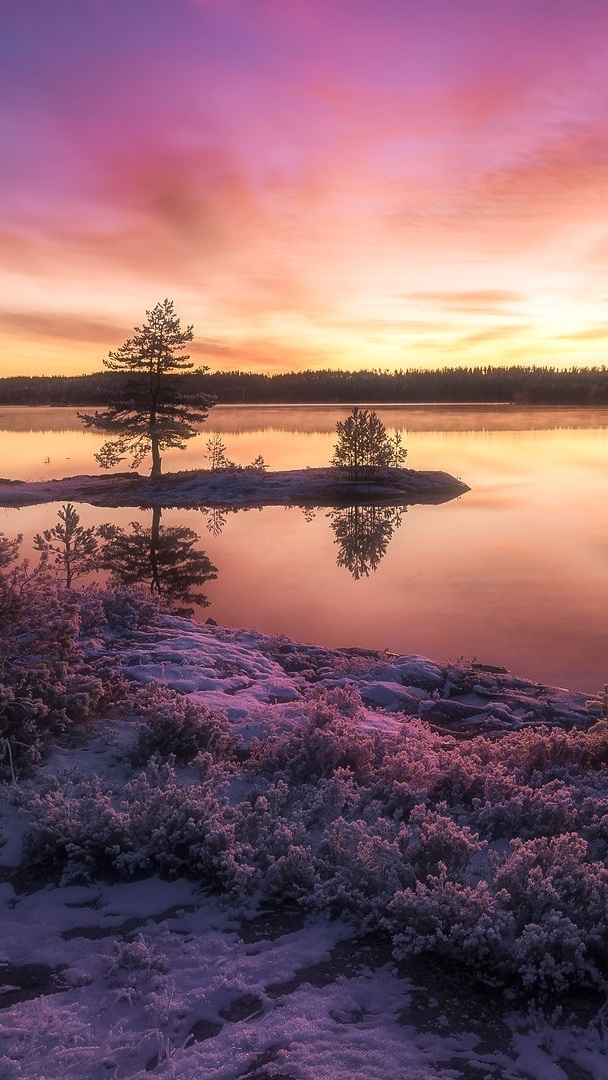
[102,586,163,629]
[21,774,127,882]
[128,683,235,765]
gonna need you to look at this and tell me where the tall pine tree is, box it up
[79,300,214,477]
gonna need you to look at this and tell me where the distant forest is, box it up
[2,365,608,406]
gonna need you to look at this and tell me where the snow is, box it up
[1,611,608,1078]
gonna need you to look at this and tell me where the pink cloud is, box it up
[3,0,608,373]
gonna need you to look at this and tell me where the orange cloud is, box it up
[0,311,128,345]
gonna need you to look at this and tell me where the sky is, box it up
[2,0,608,377]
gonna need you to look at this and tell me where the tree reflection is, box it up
[199,506,229,537]
[99,506,217,613]
[328,504,406,579]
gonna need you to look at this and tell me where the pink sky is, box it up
[2,0,608,376]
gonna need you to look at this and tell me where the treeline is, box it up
[3,365,608,406]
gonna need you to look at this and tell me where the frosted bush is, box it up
[306,683,368,720]
[510,915,590,994]
[328,652,392,678]
[21,774,127,882]
[128,682,235,764]
[312,815,415,915]
[407,805,485,882]
[101,586,163,629]
[299,769,362,825]
[387,868,514,970]
[0,532,176,775]
[107,935,170,982]
[116,761,243,886]
[493,834,608,928]
[263,843,320,901]
[0,562,106,776]
[470,778,580,840]
[248,685,380,781]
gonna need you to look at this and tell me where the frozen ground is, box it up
[1,613,608,1079]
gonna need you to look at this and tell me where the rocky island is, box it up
[0,465,469,509]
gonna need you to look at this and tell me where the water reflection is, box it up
[199,506,229,537]
[4,403,608,690]
[328,504,406,579]
[99,506,217,614]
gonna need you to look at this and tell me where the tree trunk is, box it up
[151,434,162,478]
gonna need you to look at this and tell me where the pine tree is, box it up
[79,299,214,478]
[33,503,100,587]
[205,433,231,471]
[331,407,406,480]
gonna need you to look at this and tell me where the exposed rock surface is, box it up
[0,466,469,509]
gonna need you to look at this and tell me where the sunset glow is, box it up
[2,0,608,375]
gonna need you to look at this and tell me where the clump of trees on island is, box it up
[331,406,407,479]
[204,432,267,474]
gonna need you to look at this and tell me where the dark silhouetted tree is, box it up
[205,433,231,471]
[331,407,406,480]
[329,504,405,579]
[33,503,100,587]
[79,299,214,478]
[99,507,217,613]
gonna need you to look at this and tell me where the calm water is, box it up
[1,404,608,693]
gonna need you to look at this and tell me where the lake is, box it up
[1,403,608,693]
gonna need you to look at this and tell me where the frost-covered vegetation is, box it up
[3,530,608,1016]
[18,685,608,1001]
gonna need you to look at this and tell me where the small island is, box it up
[0,465,469,509]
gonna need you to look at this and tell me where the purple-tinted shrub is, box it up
[510,915,590,994]
[116,760,246,888]
[312,814,415,914]
[0,533,177,776]
[306,683,368,720]
[21,774,127,882]
[470,778,580,840]
[493,834,608,928]
[263,844,320,901]
[75,585,109,636]
[387,869,514,971]
[0,548,110,775]
[101,586,163,629]
[299,769,362,827]
[107,935,169,984]
[128,682,235,765]
[407,805,485,882]
[248,685,380,781]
